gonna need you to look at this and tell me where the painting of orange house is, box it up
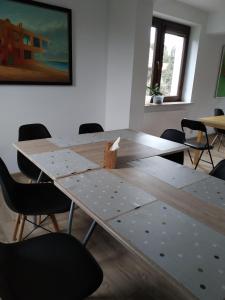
[0,0,72,85]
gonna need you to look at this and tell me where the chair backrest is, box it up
[0,158,18,213]
[0,233,103,300]
[79,123,104,134]
[18,123,51,141]
[215,108,224,116]
[17,123,51,180]
[181,119,207,133]
[209,159,225,180]
[161,129,185,144]
[0,243,13,300]
[160,129,185,165]
[181,118,210,147]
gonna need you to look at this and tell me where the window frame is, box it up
[150,17,190,103]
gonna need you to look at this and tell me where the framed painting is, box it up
[0,0,72,85]
[216,46,225,98]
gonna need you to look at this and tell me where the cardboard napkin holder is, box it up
[104,142,117,169]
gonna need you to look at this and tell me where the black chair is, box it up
[79,123,104,134]
[209,159,225,180]
[0,158,71,241]
[160,129,185,165]
[0,233,103,300]
[181,118,214,170]
[211,108,225,150]
[17,123,51,182]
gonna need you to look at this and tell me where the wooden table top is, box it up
[200,115,225,130]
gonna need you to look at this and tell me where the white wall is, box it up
[0,0,108,172]
[2,0,225,171]
[104,0,137,130]
[143,0,225,136]
[129,0,153,130]
[104,0,153,130]
[207,2,225,35]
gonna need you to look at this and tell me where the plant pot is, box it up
[153,95,164,104]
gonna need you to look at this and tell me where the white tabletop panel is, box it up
[129,156,209,188]
[48,129,185,152]
[30,149,99,179]
[58,169,157,221]
[182,176,225,209]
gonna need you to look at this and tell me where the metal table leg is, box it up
[83,220,97,247]
[33,171,43,227]
[67,201,75,235]
[37,171,43,183]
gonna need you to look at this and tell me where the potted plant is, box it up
[147,83,164,104]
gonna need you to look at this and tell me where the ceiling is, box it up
[176,0,225,13]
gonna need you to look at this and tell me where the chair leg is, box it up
[50,215,60,232]
[211,134,219,146]
[18,215,26,241]
[188,150,193,164]
[218,135,223,151]
[38,215,42,225]
[208,148,214,169]
[195,150,204,170]
[12,214,21,241]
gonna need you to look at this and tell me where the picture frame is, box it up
[0,0,72,85]
[216,46,225,98]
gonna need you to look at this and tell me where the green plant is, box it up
[147,83,163,96]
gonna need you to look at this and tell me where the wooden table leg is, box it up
[18,215,26,241]
[50,215,60,232]
[193,131,203,165]
[13,214,21,241]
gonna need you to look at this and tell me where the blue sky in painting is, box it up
[0,0,69,61]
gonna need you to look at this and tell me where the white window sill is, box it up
[144,101,193,112]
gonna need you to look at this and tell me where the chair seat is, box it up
[184,141,213,150]
[0,233,103,300]
[15,183,71,215]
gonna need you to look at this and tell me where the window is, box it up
[42,40,48,49]
[23,35,31,45]
[24,50,32,59]
[146,17,190,103]
[33,37,40,48]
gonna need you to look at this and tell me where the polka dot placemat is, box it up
[182,176,225,209]
[129,156,209,188]
[48,134,96,147]
[48,130,137,148]
[58,169,157,221]
[30,149,100,179]
[48,129,182,151]
[109,200,225,300]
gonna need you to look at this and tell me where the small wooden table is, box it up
[200,115,225,131]
[194,115,225,164]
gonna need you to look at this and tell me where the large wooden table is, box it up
[14,129,225,300]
